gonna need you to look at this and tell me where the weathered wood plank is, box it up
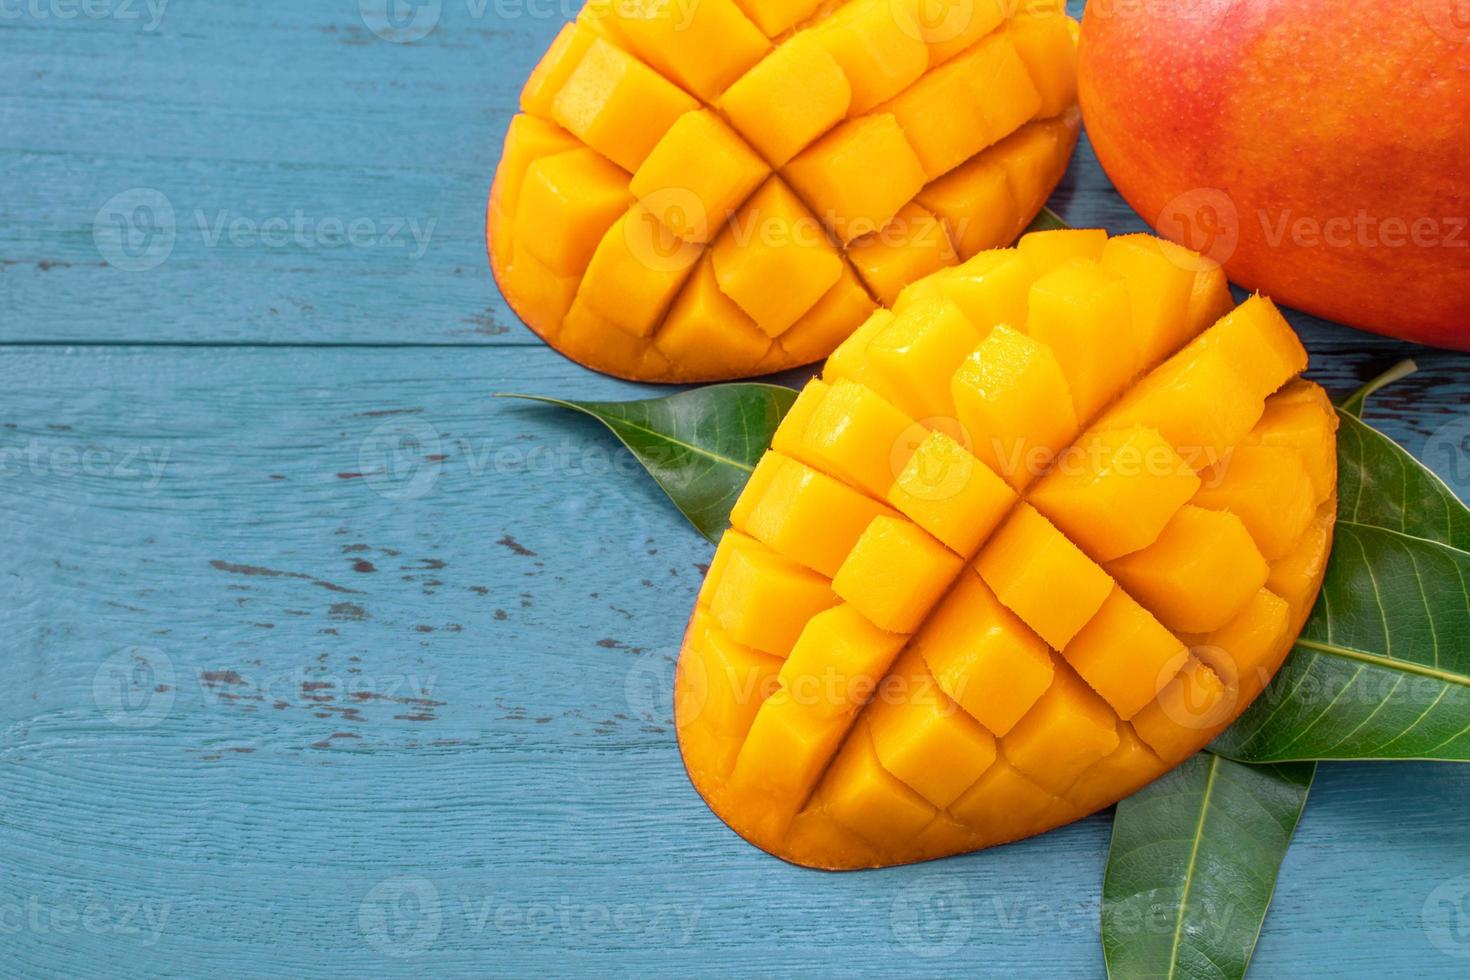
[1,344,1467,977]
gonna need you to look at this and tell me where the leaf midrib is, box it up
[1164,753,1220,980]
[1294,638,1470,688]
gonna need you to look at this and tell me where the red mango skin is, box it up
[1078,0,1470,351]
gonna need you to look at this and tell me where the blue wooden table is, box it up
[4,1,1469,976]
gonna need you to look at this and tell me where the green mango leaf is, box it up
[1102,754,1315,980]
[1335,406,1470,551]
[1021,205,1069,235]
[497,385,795,544]
[1212,366,1470,762]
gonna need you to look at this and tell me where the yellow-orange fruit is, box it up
[675,229,1338,870]
[489,1,1083,382]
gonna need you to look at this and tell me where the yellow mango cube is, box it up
[1065,724,1161,813]
[779,604,909,718]
[729,451,784,529]
[866,654,998,807]
[578,203,701,337]
[785,114,928,244]
[914,569,1054,736]
[1195,445,1317,559]
[517,148,633,277]
[833,517,965,633]
[656,256,773,375]
[949,756,1059,835]
[1100,233,1199,372]
[864,294,981,421]
[847,203,958,306]
[696,528,764,608]
[1024,259,1136,421]
[1131,657,1228,762]
[630,110,769,244]
[491,115,580,224]
[739,454,897,577]
[813,0,929,114]
[1267,511,1333,625]
[1062,587,1189,720]
[1002,660,1120,795]
[550,36,699,173]
[1178,251,1236,338]
[729,0,825,38]
[923,0,1009,65]
[1246,381,1339,503]
[1102,344,1266,470]
[1197,295,1308,402]
[778,268,880,364]
[1030,426,1202,562]
[688,623,784,739]
[975,503,1114,650]
[916,154,1019,260]
[606,0,770,102]
[891,32,1040,180]
[886,430,1017,557]
[1017,228,1108,276]
[1190,589,1291,704]
[1007,12,1079,120]
[782,379,917,499]
[710,178,845,337]
[718,33,851,167]
[709,544,839,657]
[929,249,1037,331]
[951,325,1080,490]
[823,308,894,387]
[730,688,853,809]
[1107,505,1269,634]
[519,22,599,117]
[821,726,937,845]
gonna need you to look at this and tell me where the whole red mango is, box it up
[1078,0,1470,350]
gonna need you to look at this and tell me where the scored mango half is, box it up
[489,0,1081,382]
[676,229,1339,870]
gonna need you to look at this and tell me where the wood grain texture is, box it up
[3,0,1470,976]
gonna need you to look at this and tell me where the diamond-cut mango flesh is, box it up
[676,230,1338,870]
[489,3,1083,382]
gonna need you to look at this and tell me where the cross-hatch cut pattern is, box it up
[676,228,1341,870]
[488,0,1082,382]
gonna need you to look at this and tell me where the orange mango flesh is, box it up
[675,229,1338,870]
[489,1,1082,382]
